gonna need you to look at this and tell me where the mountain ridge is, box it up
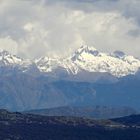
[24,106,137,119]
[0,45,140,77]
[0,109,140,140]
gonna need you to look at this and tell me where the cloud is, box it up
[0,0,140,58]
[0,36,18,54]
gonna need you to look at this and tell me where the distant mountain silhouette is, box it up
[25,106,137,119]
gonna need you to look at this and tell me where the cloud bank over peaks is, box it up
[0,0,140,59]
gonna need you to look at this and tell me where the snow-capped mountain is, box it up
[0,50,39,74]
[1,45,140,77]
[1,46,140,111]
[0,50,22,66]
[35,45,140,77]
[69,45,140,77]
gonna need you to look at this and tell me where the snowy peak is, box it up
[71,45,100,62]
[70,46,140,77]
[76,45,97,54]
[35,56,62,72]
[74,45,99,56]
[0,50,22,66]
[0,50,37,74]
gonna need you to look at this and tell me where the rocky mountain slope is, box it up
[0,72,140,111]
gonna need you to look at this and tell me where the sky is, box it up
[0,0,140,59]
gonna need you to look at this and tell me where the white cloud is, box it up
[0,0,140,58]
[0,36,18,54]
[23,23,34,32]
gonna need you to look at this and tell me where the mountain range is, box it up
[1,45,140,78]
[0,45,140,112]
